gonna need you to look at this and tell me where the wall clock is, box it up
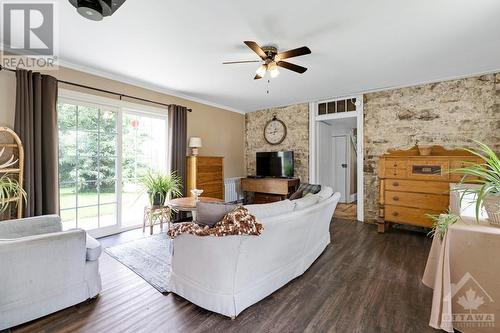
[264,115,287,145]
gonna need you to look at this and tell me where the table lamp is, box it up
[189,137,202,156]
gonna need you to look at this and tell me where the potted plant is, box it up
[0,174,26,213]
[427,213,459,240]
[141,169,182,206]
[453,141,500,225]
[0,148,26,214]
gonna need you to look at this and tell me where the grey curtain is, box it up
[168,104,188,197]
[14,69,59,217]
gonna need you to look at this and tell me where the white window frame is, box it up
[58,89,169,238]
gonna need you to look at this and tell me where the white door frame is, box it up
[309,95,364,221]
[332,135,348,203]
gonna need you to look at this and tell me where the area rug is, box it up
[105,233,172,293]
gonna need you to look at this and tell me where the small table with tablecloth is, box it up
[422,216,500,332]
[167,196,224,222]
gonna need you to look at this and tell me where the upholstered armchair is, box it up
[0,215,102,330]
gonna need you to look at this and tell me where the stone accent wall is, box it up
[363,73,500,222]
[245,104,309,182]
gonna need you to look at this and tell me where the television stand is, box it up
[241,177,300,204]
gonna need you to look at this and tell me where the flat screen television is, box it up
[256,151,294,178]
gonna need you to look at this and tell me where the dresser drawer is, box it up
[449,159,481,182]
[385,191,449,211]
[385,179,450,195]
[407,160,449,181]
[384,205,441,228]
[385,168,407,178]
[385,159,407,169]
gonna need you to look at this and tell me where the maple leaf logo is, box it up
[457,288,485,313]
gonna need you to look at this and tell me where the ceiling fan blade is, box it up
[276,46,311,60]
[254,74,263,80]
[277,61,308,74]
[223,60,262,64]
[244,41,268,60]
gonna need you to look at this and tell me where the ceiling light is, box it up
[270,67,279,78]
[256,64,267,78]
[268,62,279,78]
[69,0,126,21]
[76,0,103,21]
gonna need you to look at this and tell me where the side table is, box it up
[143,206,171,235]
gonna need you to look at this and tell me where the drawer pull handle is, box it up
[392,211,399,217]
[393,181,399,187]
[393,196,399,201]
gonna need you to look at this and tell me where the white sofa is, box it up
[0,215,102,330]
[169,187,340,318]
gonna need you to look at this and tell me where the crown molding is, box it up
[56,59,247,114]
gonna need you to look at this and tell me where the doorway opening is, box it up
[309,96,363,222]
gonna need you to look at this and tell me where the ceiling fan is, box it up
[223,41,311,80]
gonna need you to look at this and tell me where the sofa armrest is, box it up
[0,215,62,239]
[0,229,87,309]
[86,234,102,261]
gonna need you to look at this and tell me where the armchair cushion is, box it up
[85,234,102,261]
[0,215,62,239]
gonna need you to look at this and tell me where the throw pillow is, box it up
[294,194,320,210]
[245,199,296,219]
[298,183,322,196]
[196,201,240,227]
[167,207,263,238]
[289,189,303,200]
[317,186,334,201]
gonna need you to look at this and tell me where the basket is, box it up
[484,195,500,226]
[417,145,433,156]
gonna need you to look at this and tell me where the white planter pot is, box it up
[484,195,500,226]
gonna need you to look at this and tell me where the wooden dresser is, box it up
[377,146,481,233]
[186,156,224,200]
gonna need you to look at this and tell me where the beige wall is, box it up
[0,66,245,178]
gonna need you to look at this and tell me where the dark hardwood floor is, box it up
[11,219,435,333]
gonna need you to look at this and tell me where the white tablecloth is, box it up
[422,217,500,332]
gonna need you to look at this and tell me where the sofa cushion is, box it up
[245,200,296,219]
[196,202,240,227]
[317,186,334,201]
[86,234,102,261]
[294,194,320,210]
[289,189,303,200]
[298,183,321,196]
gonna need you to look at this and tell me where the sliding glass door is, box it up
[57,95,168,237]
[121,111,167,228]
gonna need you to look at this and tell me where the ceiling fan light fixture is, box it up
[76,0,103,21]
[256,64,267,77]
[270,67,279,78]
[268,62,279,78]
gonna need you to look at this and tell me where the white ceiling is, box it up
[37,1,500,112]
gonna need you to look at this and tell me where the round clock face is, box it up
[264,118,287,145]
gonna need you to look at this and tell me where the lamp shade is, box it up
[188,137,202,148]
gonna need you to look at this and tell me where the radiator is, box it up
[224,177,244,203]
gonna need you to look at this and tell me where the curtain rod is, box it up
[0,65,192,112]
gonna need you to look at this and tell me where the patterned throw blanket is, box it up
[168,207,263,238]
